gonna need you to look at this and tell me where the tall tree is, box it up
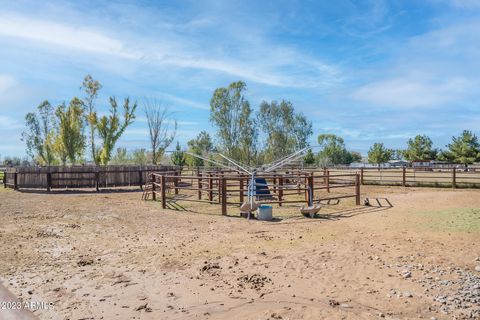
[55,98,86,164]
[403,134,437,162]
[171,142,186,166]
[304,149,316,165]
[210,81,257,165]
[317,134,358,165]
[444,130,480,164]
[93,97,137,165]
[22,100,57,165]
[186,131,214,167]
[81,75,102,164]
[144,100,177,164]
[368,143,393,167]
[257,100,312,163]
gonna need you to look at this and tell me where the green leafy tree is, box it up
[22,100,57,165]
[110,147,131,165]
[444,130,480,164]
[132,149,148,165]
[403,134,437,162]
[171,142,186,166]
[81,75,102,164]
[210,81,257,165]
[368,142,393,167]
[304,149,316,165]
[257,100,312,163]
[93,97,137,165]
[144,100,177,164]
[186,131,214,167]
[347,151,363,163]
[317,134,356,165]
[55,98,86,164]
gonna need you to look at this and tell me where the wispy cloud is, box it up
[352,76,471,108]
[0,11,341,89]
[0,14,138,59]
[0,115,23,130]
[0,74,16,94]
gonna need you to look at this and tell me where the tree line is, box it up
[15,78,480,167]
[22,75,137,165]
[366,132,480,166]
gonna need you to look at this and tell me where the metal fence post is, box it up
[239,175,244,204]
[161,174,166,209]
[174,170,179,195]
[221,177,227,215]
[198,172,202,200]
[278,177,283,207]
[152,174,156,201]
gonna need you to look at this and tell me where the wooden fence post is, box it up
[198,172,202,200]
[3,171,6,188]
[13,172,18,190]
[360,168,364,185]
[152,174,156,201]
[278,177,283,207]
[174,171,179,195]
[239,175,244,203]
[402,167,406,187]
[161,174,166,209]
[95,172,100,192]
[355,174,361,205]
[46,172,51,192]
[307,174,314,205]
[326,169,330,193]
[138,170,143,190]
[221,177,227,215]
[452,168,456,189]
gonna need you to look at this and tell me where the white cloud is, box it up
[0,14,139,59]
[0,75,16,94]
[352,76,471,108]
[0,12,341,89]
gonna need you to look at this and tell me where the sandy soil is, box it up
[0,186,479,320]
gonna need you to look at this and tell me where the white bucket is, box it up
[257,205,273,221]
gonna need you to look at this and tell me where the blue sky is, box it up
[1,0,479,158]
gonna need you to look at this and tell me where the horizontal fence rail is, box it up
[144,169,361,216]
[329,167,480,188]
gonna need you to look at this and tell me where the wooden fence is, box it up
[327,167,480,188]
[3,165,178,191]
[147,169,361,215]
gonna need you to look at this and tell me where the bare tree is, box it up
[143,99,177,164]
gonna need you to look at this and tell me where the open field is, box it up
[0,186,479,319]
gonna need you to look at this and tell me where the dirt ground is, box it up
[0,186,479,320]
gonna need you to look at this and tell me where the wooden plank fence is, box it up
[3,165,179,191]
